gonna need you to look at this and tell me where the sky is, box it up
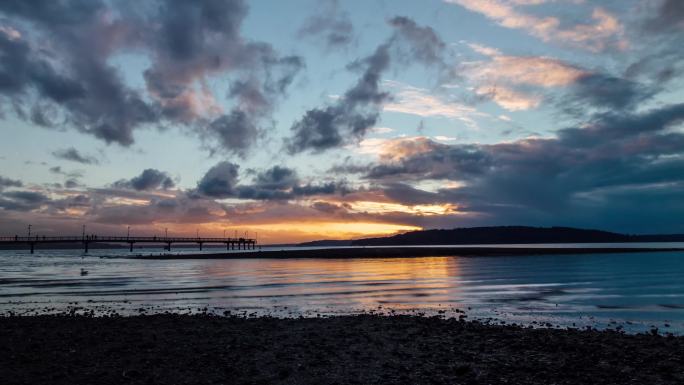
[0,0,683,243]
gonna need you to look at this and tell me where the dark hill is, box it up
[298,239,353,247]
[344,226,684,246]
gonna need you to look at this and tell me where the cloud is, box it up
[345,103,684,232]
[388,16,446,66]
[52,147,100,165]
[467,43,501,57]
[196,161,241,198]
[361,136,450,162]
[91,194,224,226]
[0,177,234,232]
[48,166,83,180]
[140,1,304,155]
[285,16,448,154]
[463,46,649,112]
[371,126,394,134]
[0,0,302,156]
[252,166,299,190]
[462,46,589,110]
[285,43,392,154]
[0,190,49,211]
[363,139,488,181]
[565,74,653,112]
[204,109,260,158]
[298,0,354,49]
[465,54,588,88]
[48,166,62,174]
[64,179,79,189]
[644,0,684,33]
[114,169,175,191]
[0,176,22,191]
[447,0,627,52]
[0,1,157,146]
[383,81,481,124]
[623,1,684,91]
[48,194,91,212]
[196,162,346,200]
[474,85,541,111]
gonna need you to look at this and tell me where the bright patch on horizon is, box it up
[245,222,422,239]
[349,201,459,216]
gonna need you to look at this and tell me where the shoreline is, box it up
[1,314,682,384]
[133,246,684,259]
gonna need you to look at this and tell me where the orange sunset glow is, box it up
[153,220,422,244]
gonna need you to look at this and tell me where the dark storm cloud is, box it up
[52,147,100,165]
[196,162,346,200]
[298,0,354,49]
[286,16,447,154]
[114,169,175,191]
[350,103,684,232]
[0,0,302,155]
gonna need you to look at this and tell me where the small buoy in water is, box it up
[80,268,88,276]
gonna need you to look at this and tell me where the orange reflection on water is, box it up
[199,256,465,312]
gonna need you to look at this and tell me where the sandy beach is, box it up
[134,246,684,259]
[1,314,682,385]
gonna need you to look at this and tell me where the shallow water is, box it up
[1,246,684,334]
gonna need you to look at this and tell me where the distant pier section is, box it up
[0,235,257,254]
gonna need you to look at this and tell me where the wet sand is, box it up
[1,314,683,385]
[135,246,684,259]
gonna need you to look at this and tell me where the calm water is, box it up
[1,245,684,334]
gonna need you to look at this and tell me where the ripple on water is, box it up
[1,250,683,334]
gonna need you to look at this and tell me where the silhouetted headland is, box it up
[298,226,684,247]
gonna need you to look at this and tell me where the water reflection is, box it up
[196,257,462,311]
[1,250,684,333]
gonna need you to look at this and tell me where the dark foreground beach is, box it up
[1,315,683,385]
[136,246,684,259]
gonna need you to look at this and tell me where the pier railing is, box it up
[0,236,253,242]
[0,235,257,253]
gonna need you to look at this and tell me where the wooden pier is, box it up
[0,236,257,254]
